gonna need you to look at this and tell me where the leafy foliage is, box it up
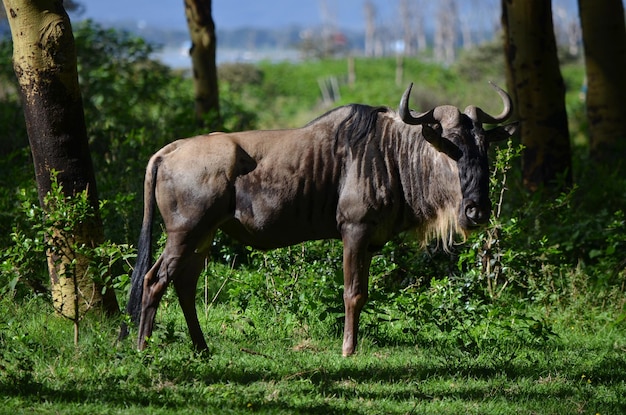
[1,173,133,346]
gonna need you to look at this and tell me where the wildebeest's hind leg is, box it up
[138,232,209,351]
[137,254,166,350]
[173,250,210,352]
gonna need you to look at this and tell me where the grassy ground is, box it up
[1,296,625,415]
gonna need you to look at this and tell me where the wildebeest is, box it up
[123,82,518,356]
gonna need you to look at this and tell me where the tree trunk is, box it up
[184,0,220,128]
[434,0,457,65]
[364,1,377,57]
[578,0,626,165]
[501,0,572,191]
[2,0,119,317]
[399,0,413,56]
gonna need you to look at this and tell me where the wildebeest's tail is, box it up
[119,157,160,340]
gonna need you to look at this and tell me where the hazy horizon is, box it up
[75,0,585,33]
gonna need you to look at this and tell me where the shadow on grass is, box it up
[2,343,626,413]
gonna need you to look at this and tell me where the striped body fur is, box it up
[123,83,518,356]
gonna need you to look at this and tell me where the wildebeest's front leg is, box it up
[341,223,373,356]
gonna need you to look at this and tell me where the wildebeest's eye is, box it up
[445,133,463,146]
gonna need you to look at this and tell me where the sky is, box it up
[76,0,386,31]
[79,0,594,32]
[73,0,597,36]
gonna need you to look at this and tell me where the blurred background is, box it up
[44,0,586,68]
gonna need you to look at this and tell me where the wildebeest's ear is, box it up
[422,125,463,161]
[486,122,519,143]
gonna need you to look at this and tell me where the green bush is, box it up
[1,174,134,308]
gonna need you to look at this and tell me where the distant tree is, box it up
[318,0,342,58]
[399,0,414,56]
[184,0,220,127]
[578,0,626,165]
[395,0,426,56]
[552,4,581,57]
[434,0,457,65]
[458,0,481,50]
[501,0,572,190]
[414,5,427,54]
[363,1,377,57]
[297,30,347,60]
[2,0,118,317]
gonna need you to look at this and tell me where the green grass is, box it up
[250,57,489,130]
[2,296,625,414]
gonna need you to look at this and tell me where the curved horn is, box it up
[399,83,437,125]
[464,81,513,124]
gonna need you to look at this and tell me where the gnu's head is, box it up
[399,82,518,231]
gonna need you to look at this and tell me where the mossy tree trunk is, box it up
[2,0,119,319]
[184,0,221,128]
[501,0,572,191]
[578,0,626,165]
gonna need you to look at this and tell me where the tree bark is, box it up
[184,0,220,127]
[2,0,118,317]
[578,0,626,165]
[501,0,572,191]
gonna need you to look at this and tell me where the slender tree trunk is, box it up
[364,1,376,57]
[435,0,457,65]
[501,0,572,191]
[184,0,220,128]
[2,0,119,317]
[399,0,413,56]
[578,0,626,165]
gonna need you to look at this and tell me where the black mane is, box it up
[335,104,389,148]
[304,103,391,153]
